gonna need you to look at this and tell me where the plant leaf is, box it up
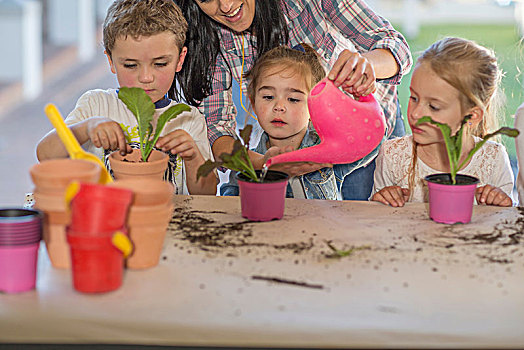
[118,87,155,161]
[147,103,191,160]
[196,159,222,180]
[239,124,253,146]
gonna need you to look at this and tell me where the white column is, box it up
[402,0,420,40]
[22,0,43,100]
[78,0,96,62]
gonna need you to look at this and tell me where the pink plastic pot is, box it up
[0,243,39,293]
[266,78,386,167]
[236,170,288,221]
[425,174,479,224]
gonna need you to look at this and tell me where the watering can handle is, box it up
[44,103,83,155]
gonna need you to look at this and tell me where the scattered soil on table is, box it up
[251,275,324,289]
[167,207,315,254]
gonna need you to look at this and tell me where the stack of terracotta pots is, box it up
[109,178,174,269]
[29,159,101,268]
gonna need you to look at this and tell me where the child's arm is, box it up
[475,185,512,207]
[36,117,131,161]
[156,130,217,195]
[371,186,410,207]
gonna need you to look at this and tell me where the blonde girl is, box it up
[371,37,515,207]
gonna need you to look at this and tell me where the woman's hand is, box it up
[371,186,410,207]
[87,117,131,155]
[263,146,332,177]
[328,49,377,97]
[475,185,512,207]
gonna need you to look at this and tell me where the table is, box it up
[1,196,523,348]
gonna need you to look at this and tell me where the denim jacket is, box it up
[220,129,380,200]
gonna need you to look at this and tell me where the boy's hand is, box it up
[371,186,410,207]
[264,146,332,177]
[475,185,512,207]
[87,117,131,155]
[328,49,377,97]
[156,130,199,161]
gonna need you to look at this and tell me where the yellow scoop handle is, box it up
[112,231,133,258]
[44,103,113,184]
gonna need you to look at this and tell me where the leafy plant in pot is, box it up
[108,87,190,180]
[416,115,519,224]
[197,125,289,221]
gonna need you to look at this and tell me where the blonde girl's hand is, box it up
[156,129,200,161]
[475,185,512,207]
[87,117,132,155]
[328,49,377,97]
[371,186,410,207]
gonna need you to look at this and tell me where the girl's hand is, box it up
[87,117,131,155]
[371,186,410,207]
[156,129,199,161]
[264,146,332,177]
[328,49,377,97]
[475,185,512,207]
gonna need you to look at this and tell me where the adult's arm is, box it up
[321,0,413,82]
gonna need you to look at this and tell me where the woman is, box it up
[173,0,412,199]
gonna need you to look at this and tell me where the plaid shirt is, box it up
[199,0,413,145]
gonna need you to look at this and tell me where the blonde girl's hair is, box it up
[245,43,326,104]
[103,0,187,57]
[407,37,504,195]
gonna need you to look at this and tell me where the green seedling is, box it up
[416,115,519,185]
[118,87,191,162]
[197,124,259,182]
[324,240,370,259]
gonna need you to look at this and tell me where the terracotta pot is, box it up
[128,203,174,226]
[33,191,66,213]
[109,178,174,207]
[425,173,479,224]
[126,224,169,269]
[29,159,101,195]
[236,170,289,221]
[108,149,168,181]
[43,223,70,269]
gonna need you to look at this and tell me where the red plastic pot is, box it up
[236,170,288,222]
[425,173,479,224]
[67,233,125,293]
[67,183,133,234]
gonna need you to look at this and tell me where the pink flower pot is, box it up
[0,243,39,293]
[425,174,479,224]
[265,78,386,167]
[236,170,288,221]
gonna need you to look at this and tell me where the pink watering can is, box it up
[265,78,386,167]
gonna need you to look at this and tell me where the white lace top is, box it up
[372,135,516,204]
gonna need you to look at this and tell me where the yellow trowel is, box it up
[44,103,113,184]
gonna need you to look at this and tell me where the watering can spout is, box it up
[266,78,386,167]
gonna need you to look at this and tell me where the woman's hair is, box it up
[245,43,326,104]
[407,37,503,195]
[172,0,290,105]
[103,0,187,56]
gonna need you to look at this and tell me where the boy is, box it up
[36,0,216,195]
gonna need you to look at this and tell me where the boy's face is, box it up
[253,67,310,146]
[106,32,187,103]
